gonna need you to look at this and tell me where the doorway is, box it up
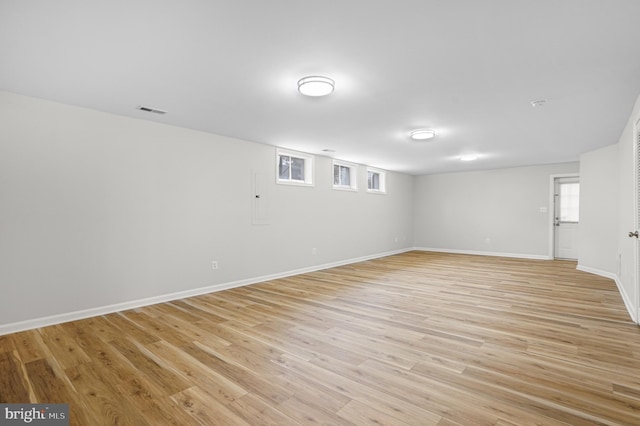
[553,176,580,260]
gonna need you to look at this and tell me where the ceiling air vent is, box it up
[136,105,167,114]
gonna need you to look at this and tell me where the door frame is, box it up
[548,173,580,259]
[633,116,640,324]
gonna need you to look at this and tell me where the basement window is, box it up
[367,168,386,193]
[333,160,358,191]
[276,149,314,186]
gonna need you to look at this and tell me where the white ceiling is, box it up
[2,0,639,175]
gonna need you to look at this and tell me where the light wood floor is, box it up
[2,251,640,425]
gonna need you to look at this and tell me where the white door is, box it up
[632,118,640,323]
[554,177,580,260]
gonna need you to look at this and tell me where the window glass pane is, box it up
[334,165,351,186]
[559,182,579,222]
[340,165,350,186]
[276,150,313,186]
[278,155,290,180]
[291,157,305,181]
[368,171,379,190]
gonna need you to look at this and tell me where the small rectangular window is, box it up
[368,171,379,190]
[559,182,579,222]
[332,160,357,191]
[278,155,305,181]
[367,168,386,193]
[276,149,314,186]
[334,164,351,186]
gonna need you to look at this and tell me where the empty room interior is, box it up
[3,1,640,425]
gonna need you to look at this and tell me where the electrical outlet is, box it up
[312,248,317,255]
[485,237,491,245]
[211,261,218,270]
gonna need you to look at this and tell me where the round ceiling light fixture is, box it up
[410,129,436,141]
[297,76,335,97]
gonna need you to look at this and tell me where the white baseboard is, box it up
[416,250,637,323]
[0,248,412,336]
[575,264,617,281]
[576,264,636,323]
[413,247,550,261]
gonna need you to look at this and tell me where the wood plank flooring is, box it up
[2,251,640,425]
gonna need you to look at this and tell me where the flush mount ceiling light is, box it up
[410,129,436,141]
[297,76,335,97]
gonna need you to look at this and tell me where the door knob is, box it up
[629,231,639,238]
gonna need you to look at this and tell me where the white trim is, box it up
[0,248,413,336]
[634,116,640,324]
[577,265,636,323]
[414,247,550,260]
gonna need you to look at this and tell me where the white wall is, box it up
[4,88,639,332]
[574,92,640,322]
[615,93,640,321]
[577,144,619,276]
[0,91,414,331]
[413,163,580,258]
